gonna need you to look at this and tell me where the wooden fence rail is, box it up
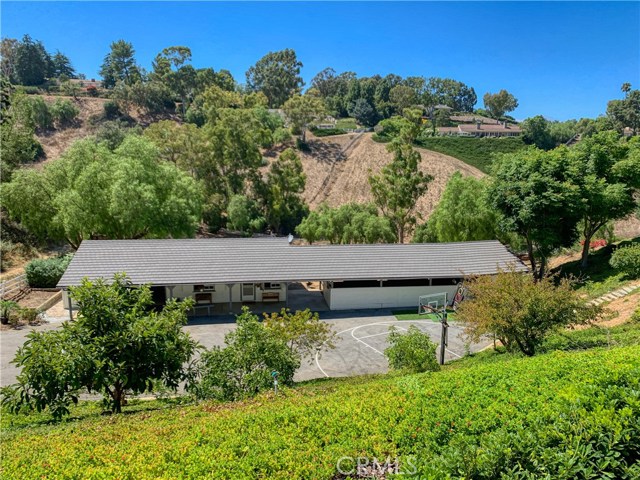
[0,274,29,301]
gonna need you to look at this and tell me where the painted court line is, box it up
[315,320,457,378]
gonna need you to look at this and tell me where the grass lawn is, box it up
[335,117,359,130]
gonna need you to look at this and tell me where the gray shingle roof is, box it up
[57,238,528,287]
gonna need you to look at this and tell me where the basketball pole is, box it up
[439,309,448,365]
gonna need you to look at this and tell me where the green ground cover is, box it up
[416,136,526,174]
[2,322,639,479]
[335,117,358,130]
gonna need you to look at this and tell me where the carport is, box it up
[58,237,527,317]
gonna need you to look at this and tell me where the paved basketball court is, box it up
[1,310,487,387]
[298,313,486,380]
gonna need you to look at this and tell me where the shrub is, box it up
[27,96,53,131]
[384,325,440,373]
[103,100,121,119]
[457,270,604,355]
[610,243,640,278]
[263,308,336,363]
[632,308,640,323]
[310,127,347,137]
[50,98,80,127]
[0,300,19,325]
[86,85,98,97]
[190,307,299,401]
[7,307,43,327]
[273,126,292,144]
[21,85,40,95]
[93,120,135,150]
[24,255,73,288]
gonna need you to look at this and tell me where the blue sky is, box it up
[1,1,638,120]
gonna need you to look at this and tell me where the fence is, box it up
[0,274,29,301]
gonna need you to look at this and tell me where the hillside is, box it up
[26,98,640,239]
[35,95,108,162]
[2,334,639,479]
[300,132,485,219]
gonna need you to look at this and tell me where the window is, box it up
[194,284,216,292]
[263,282,281,290]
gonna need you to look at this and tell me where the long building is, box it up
[58,238,527,315]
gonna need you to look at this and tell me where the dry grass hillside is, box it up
[299,132,485,220]
[36,95,108,162]
[28,98,639,239]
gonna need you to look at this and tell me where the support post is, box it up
[167,285,175,300]
[67,290,74,322]
[227,284,233,313]
[284,282,289,307]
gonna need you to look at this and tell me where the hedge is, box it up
[310,127,347,137]
[2,344,639,479]
[24,255,72,288]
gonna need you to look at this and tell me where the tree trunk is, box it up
[580,233,592,269]
[537,255,547,281]
[111,382,124,414]
[526,238,537,280]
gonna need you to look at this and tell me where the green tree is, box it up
[202,108,263,203]
[282,94,326,142]
[201,84,244,124]
[421,173,500,242]
[227,194,265,234]
[262,308,336,363]
[369,140,433,243]
[190,307,299,401]
[99,40,142,89]
[348,98,377,127]
[0,90,43,178]
[489,147,582,280]
[384,325,440,373]
[14,34,51,86]
[246,49,304,108]
[152,46,196,116]
[2,136,203,248]
[522,115,554,150]
[128,80,174,115]
[51,50,75,78]
[143,120,208,175]
[457,270,602,356]
[296,203,396,244]
[483,89,519,121]
[607,88,640,134]
[265,148,308,234]
[423,77,477,112]
[1,274,197,418]
[389,84,418,114]
[0,38,19,82]
[571,132,640,268]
